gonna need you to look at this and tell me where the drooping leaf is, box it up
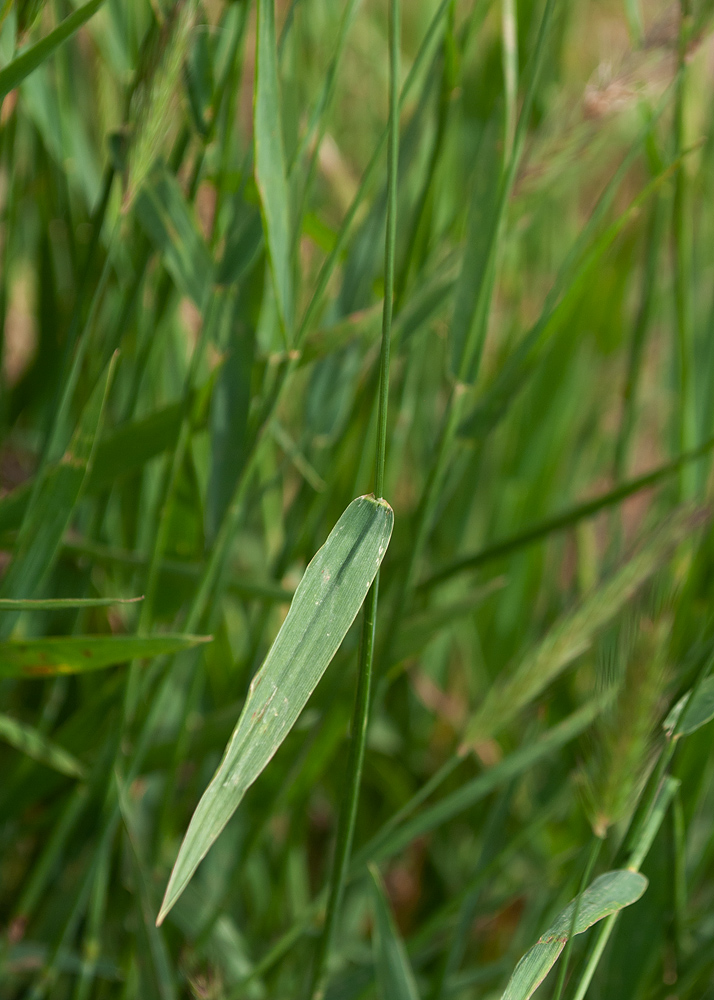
[500,871,648,1000]
[0,712,85,779]
[0,634,211,678]
[370,865,420,1000]
[0,0,105,99]
[254,0,293,340]
[158,495,394,923]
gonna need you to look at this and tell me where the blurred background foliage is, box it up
[2,0,714,997]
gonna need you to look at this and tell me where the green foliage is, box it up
[2,0,714,997]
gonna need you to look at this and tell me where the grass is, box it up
[2,0,714,998]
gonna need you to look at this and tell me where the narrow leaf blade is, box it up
[370,865,420,1000]
[0,0,105,99]
[254,0,293,339]
[501,871,648,1000]
[0,712,85,778]
[0,634,211,678]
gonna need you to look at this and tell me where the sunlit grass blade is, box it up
[254,0,293,341]
[499,871,648,1000]
[370,864,420,1000]
[0,0,105,99]
[0,634,210,678]
[158,495,393,924]
[0,712,85,779]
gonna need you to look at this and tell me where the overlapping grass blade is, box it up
[0,355,117,636]
[254,0,293,341]
[135,164,214,310]
[158,495,393,923]
[0,634,210,678]
[0,0,105,99]
[664,676,714,737]
[463,506,707,744]
[500,871,648,1000]
[420,438,714,589]
[0,596,141,610]
[0,713,85,779]
[359,696,608,866]
[370,865,421,1000]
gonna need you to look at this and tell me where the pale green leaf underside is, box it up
[500,870,648,1000]
[0,634,210,678]
[158,495,393,924]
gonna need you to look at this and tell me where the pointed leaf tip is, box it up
[159,495,393,920]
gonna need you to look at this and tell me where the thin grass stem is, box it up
[307,1,400,995]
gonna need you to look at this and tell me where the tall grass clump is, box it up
[3,0,714,998]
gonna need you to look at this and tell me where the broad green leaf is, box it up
[370,865,420,1000]
[500,871,648,1000]
[0,596,141,610]
[0,712,85,779]
[254,0,293,340]
[135,163,213,310]
[0,634,210,678]
[463,506,707,744]
[0,356,116,636]
[664,675,714,737]
[158,495,394,923]
[0,0,105,98]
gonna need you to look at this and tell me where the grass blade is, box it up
[370,864,420,1000]
[0,713,85,779]
[664,675,714,737]
[158,495,393,924]
[135,164,214,310]
[420,436,714,589]
[255,0,293,340]
[0,0,105,99]
[0,355,117,635]
[360,696,608,866]
[0,634,211,678]
[499,871,648,1000]
[0,597,142,610]
[463,506,707,744]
